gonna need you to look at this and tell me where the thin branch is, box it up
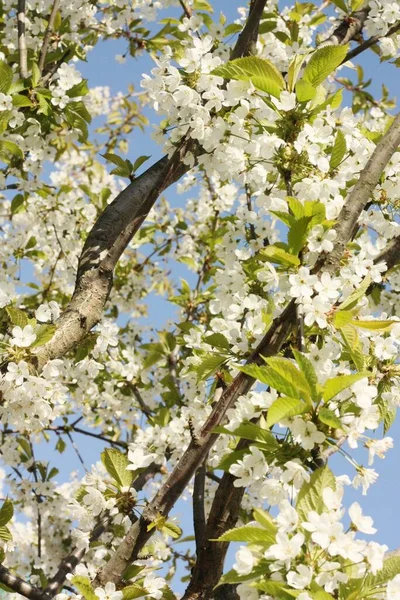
[38,0,60,74]
[345,21,400,62]
[17,0,28,79]
[178,0,192,19]
[0,565,50,600]
[66,431,87,470]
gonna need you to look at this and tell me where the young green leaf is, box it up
[266,396,309,428]
[215,524,275,545]
[303,45,349,87]
[329,130,347,169]
[0,499,13,527]
[101,448,133,489]
[0,61,13,93]
[211,56,285,98]
[296,466,336,521]
[322,371,370,402]
[318,407,342,429]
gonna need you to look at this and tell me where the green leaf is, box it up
[122,584,149,600]
[216,448,249,472]
[31,63,41,88]
[303,45,349,87]
[195,353,227,381]
[330,129,347,169]
[331,0,348,11]
[204,333,231,350]
[267,396,309,427]
[288,215,311,254]
[216,525,275,545]
[260,245,300,267]
[318,407,342,429]
[12,94,33,107]
[67,79,89,98]
[264,356,312,403]
[56,437,66,453]
[296,78,317,102]
[296,466,336,521]
[322,371,370,402]
[0,500,13,527]
[162,521,182,539]
[211,56,285,98]
[237,364,299,398]
[339,275,371,310]
[0,526,12,542]
[101,448,133,489]
[70,576,97,600]
[30,324,56,348]
[350,319,395,331]
[292,350,319,402]
[0,61,13,94]
[6,306,29,327]
[253,508,278,536]
[132,155,151,172]
[340,325,365,372]
[0,140,24,163]
[103,152,133,178]
[288,53,310,91]
[11,194,25,214]
[215,422,279,449]
[365,556,400,590]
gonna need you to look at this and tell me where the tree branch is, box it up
[345,20,400,62]
[0,565,50,600]
[45,463,160,596]
[230,0,268,59]
[319,8,369,48]
[17,0,28,79]
[374,234,400,270]
[193,460,207,554]
[38,0,60,74]
[321,112,400,274]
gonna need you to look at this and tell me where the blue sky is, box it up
[34,0,400,590]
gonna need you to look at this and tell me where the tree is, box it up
[0,0,399,598]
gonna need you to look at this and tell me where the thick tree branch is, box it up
[33,139,194,371]
[0,565,50,600]
[319,8,369,48]
[230,0,268,59]
[322,112,400,274]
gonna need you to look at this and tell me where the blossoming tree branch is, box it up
[0,0,399,599]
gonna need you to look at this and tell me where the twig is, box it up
[17,0,28,79]
[66,431,87,470]
[38,0,60,74]
[130,385,154,419]
[29,441,42,559]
